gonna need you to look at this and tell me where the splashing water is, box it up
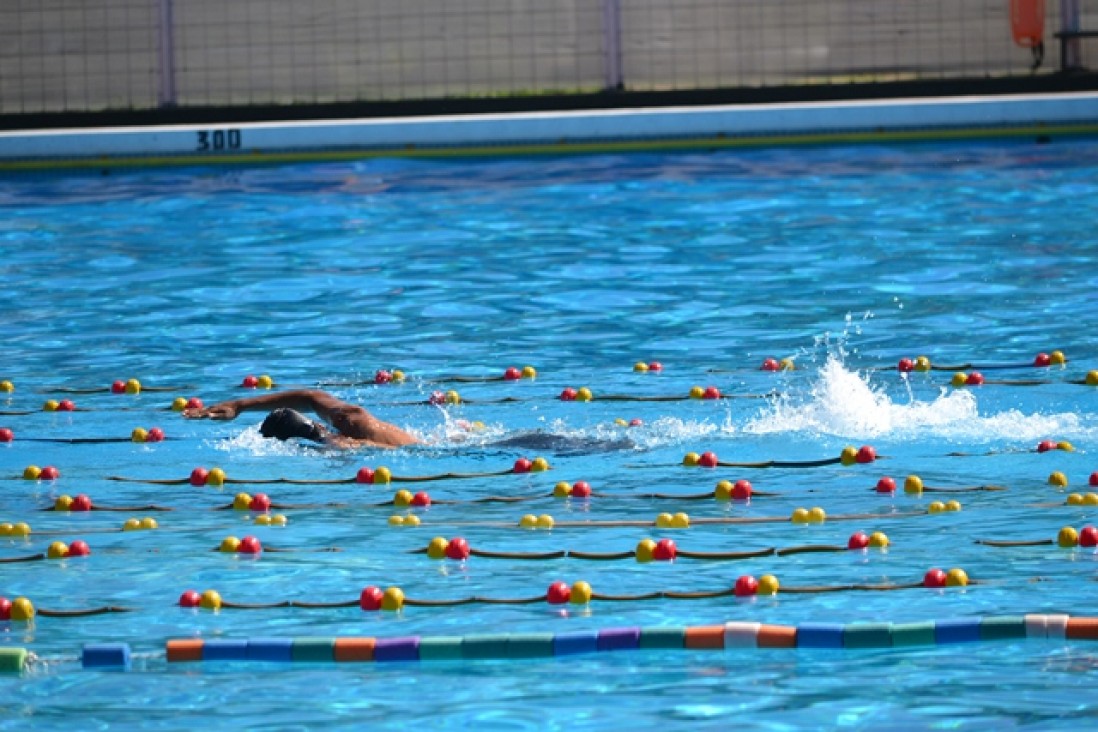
[418,415,725,452]
[745,356,1088,444]
[414,410,510,447]
[212,356,1091,455]
[213,425,316,456]
[623,416,730,449]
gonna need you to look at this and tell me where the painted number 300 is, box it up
[196,129,242,151]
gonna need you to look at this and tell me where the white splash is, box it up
[624,416,730,449]
[413,410,509,447]
[549,415,735,450]
[745,356,1086,443]
[212,425,312,456]
[210,355,1090,454]
[412,414,728,450]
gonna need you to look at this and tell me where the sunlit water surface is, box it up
[2,140,1098,730]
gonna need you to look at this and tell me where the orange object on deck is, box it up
[1011,0,1045,47]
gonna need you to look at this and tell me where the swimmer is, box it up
[184,389,635,454]
[183,389,419,449]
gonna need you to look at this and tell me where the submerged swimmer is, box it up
[183,389,419,449]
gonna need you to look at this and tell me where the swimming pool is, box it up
[2,139,1098,730]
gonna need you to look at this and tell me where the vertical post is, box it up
[1061,0,1081,71]
[158,0,176,106]
[602,0,622,91]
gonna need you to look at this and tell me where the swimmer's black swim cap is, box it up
[260,408,326,442]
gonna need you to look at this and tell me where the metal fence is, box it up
[1,0,1095,116]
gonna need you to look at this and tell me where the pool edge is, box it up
[1,92,1097,171]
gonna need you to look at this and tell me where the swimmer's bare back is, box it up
[183,389,420,449]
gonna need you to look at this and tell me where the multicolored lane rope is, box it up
[2,613,1096,673]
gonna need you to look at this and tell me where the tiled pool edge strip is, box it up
[1,93,1097,171]
[3,614,1097,672]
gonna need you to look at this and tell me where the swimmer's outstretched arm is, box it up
[183,389,355,422]
[184,389,420,447]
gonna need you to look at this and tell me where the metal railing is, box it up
[0,0,1094,116]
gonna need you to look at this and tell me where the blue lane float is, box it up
[81,643,131,669]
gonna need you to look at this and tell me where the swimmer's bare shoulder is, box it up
[339,407,420,448]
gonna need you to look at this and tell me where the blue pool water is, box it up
[3,140,1098,730]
